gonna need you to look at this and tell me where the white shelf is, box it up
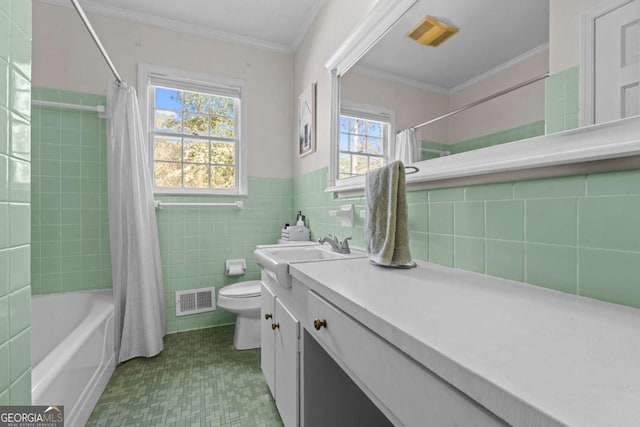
[327,116,640,194]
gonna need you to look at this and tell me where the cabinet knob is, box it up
[313,319,327,330]
[271,322,280,330]
[265,313,273,320]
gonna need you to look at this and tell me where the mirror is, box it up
[338,0,548,176]
[331,0,640,185]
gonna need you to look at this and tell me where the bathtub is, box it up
[31,290,116,427]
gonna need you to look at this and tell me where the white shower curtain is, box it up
[394,128,420,164]
[106,81,166,363]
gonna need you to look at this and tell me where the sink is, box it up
[254,244,368,288]
[263,246,355,261]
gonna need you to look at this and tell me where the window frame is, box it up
[138,63,248,196]
[337,102,395,181]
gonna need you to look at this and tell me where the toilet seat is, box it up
[219,280,261,298]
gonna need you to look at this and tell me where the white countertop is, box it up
[290,258,640,427]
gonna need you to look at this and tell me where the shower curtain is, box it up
[106,81,166,363]
[394,128,420,164]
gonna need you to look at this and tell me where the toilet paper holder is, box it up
[225,259,247,276]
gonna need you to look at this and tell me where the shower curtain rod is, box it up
[410,72,549,131]
[70,0,123,84]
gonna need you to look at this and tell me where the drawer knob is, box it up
[313,319,327,330]
[265,313,273,320]
[271,322,280,330]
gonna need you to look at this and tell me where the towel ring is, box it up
[405,166,419,174]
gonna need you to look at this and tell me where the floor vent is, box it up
[175,287,216,316]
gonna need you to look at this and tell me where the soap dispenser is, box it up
[296,210,306,227]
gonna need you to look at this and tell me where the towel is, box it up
[365,160,413,266]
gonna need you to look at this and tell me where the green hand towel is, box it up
[365,160,413,266]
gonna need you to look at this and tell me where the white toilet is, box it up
[217,280,262,350]
[218,241,317,350]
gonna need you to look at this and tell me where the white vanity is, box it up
[259,0,640,423]
[255,247,640,427]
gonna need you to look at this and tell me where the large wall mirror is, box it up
[327,0,640,192]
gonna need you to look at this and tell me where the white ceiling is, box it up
[37,0,548,87]
[356,0,549,92]
[37,0,323,52]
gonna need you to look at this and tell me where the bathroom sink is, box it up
[254,244,367,288]
[263,246,355,261]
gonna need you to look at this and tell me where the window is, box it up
[338,105,392,179]
[138,64,247,195]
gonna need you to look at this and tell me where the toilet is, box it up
[218,241,317,350]
[217,280,262,350]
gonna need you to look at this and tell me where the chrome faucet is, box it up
[319,235,352,254]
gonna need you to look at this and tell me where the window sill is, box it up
[326,116,640,195]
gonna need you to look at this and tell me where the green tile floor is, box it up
[87,326,283,427]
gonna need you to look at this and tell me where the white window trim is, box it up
[337,101,395,181]
[137,63,249,196]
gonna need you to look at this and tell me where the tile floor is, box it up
[87,326,283,426]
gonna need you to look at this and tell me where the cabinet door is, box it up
[260,283,276,397]
[275,298,300,427]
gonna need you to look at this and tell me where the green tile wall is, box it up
[293,167,366,246]
[449,121,545,154]
[31,87,111,294]
[421,121,545,160]
[31,86,294,333]
[0,0,32,405]
[421,141,451,160]
[294,167,640,310]
[545,66,580,134]
[156,177,293,333]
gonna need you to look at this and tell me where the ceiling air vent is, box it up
[407,16,459,47]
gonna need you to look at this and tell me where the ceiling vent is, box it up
[407,16,459,47]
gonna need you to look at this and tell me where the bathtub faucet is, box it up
[319,235,351,254]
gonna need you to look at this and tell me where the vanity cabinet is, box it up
[260,284,276,395]
[253,249,640,426]
[306,290,505,427]
[260,283,300,427]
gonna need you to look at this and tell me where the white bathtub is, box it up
[31,289,116,427]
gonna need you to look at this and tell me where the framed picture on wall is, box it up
[298,83,316,157]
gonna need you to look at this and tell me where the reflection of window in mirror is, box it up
[338,105,394,179]
[582,0,639,125]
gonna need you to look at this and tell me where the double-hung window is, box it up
[139,64,247,195]
[338,105,393,179]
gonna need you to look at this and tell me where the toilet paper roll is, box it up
[226,264,244,276]
[225,259,246,276]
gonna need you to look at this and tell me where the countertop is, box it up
[290,258,640,427]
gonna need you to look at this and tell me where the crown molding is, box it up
[291,0,325,52]
[450,43,549,93]
[346,43,548,96]
[350,64,449,95]
[35,0,294,54]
